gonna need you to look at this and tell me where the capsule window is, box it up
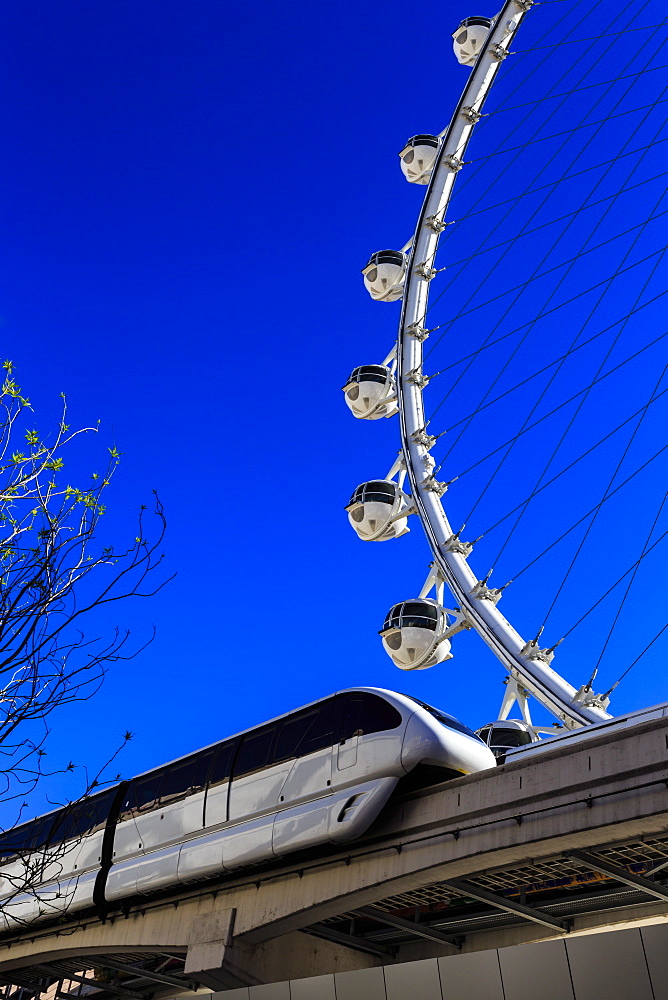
[349,366,388,385]
[384,602,439,632]
[490,728,532,748]
[457,30,467,42]
[403,150,415,164]
[347,385,360,400]
[351,507,364,523]
[366,268,378,283]
[349,482,397,507]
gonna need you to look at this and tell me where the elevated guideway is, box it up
[1,716,668,991]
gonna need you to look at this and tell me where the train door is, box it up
[226,725,294,866]
[202,740,237,828]
[276,699,340,806]
[337,695,364,770]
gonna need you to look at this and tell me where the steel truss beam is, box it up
[32,966,145,1000]
[354,906,461,951]
[441,879,570,931]
[84,958,196,992]
[306,923,392,958]
[568,849,668,902]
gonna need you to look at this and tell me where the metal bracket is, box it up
[406,322,430,341]
[442,154,464,172]
[411,427,437,450]
[471,581,503,605]
[406,368,430,388]
[514,0,534,10]
[573,684,611,711]
[490,43,509,60]
[421,476,449,496]
[414,262,437,281]
[445,534,473,558]
[520,639,555,666]
[461,106,483,124]
[425,215,448,233]
[440,607,474,640]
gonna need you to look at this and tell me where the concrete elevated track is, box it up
[1,717,668,992]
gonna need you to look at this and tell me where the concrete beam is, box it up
[0,717,666,981]
[210,930,380,988]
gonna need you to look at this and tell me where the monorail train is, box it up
[0,688,494,932]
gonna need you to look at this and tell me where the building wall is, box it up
[212,924,668,999]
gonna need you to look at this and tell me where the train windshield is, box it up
[402,695,482,741]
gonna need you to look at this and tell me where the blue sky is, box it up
[2,0,667,816]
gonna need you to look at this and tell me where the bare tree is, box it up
[0,360,169,825]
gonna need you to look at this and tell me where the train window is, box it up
[477,727,491,745]
[125,773,164,815]
[161,753,213,806]
[340,694,402,741]
[234,727,276,778]
[360,694,402,733]
[208,740,237,788]
[341,697,363,741]
[48,788,117,846]
[0,816,51,859]
[0,828,23,859]
[299,698,341,755]
[274,711,318,762]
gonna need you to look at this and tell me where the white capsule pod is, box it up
[476,719,535,760]
[342,365,398,420]
[346,480,411,541]
[452,16,492,66]
[399,135,440,185]
[380,599,452,670]
[362,250,407,303]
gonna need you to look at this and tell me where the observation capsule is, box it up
[362,250,407,303]
[379,599,452,670]
[452,16,492,66]
[476,719,535,760]
[345,480,411,542]
[342,365,398,420]
[399,135,440,185]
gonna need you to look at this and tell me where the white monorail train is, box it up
[0,689,494,932]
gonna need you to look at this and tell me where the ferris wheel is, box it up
[343,0,668,744]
